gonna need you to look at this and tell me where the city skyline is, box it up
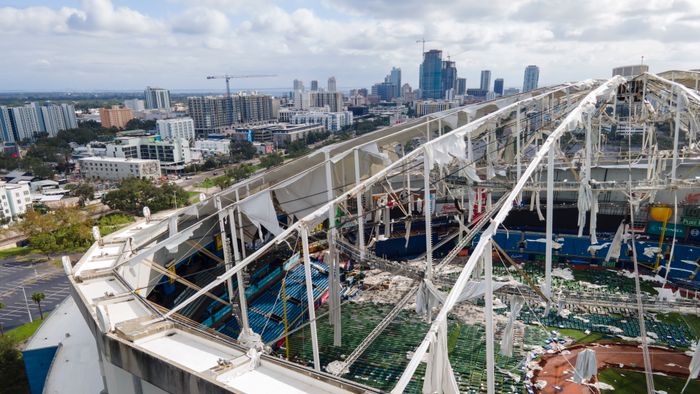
[1,0,699,91]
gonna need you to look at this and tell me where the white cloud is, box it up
[171,7,230,35]
[0,0,699,91]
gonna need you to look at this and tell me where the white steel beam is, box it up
[300,225,321,371]
[391,76,624,393]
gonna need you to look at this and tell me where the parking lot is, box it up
[0,257,71,331]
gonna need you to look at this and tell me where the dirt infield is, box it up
[532,343,692,393]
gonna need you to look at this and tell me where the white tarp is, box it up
[500,296,525,357]
[573,349,597,384]
[416,279,513,316]
[577,181,593,237]
[424,133,467,169]
[605,221,626,262]
[238,190,283,237]
[682,344,700,393]
[422,319,460,394]
[331,142,389,187]
[274,165,328,221]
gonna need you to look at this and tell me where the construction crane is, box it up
[206,74,276,97]
[416,38,430,55]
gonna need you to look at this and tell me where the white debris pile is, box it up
[616,335,657,345]
[616,269,665,284]
[356,269,414,304]
[551,267,574,280]
[593,324,624,334]
[593,381,615,390]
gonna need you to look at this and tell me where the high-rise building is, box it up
[40,105,67,136]
[294,91,310,110]
[144,87,171,110]
[0,103,77,142]
[372,82,396,102]
[187,96,236,137]
[310,92,344,112]
[186,94,274,136]
[523,65,540,92]
[327,76,337,92]
[61,104,78,129]
[480,70,492,92]
[493,78,504,96]
[10,105,42,141]
[99,106,134,129]
[124,99,145,112]
[236,94,274,124]
[401,83,416,102]
[310,80,318,91]
[387,67,401,98]
[419,49,443,99]
[441,61,457,99]
[456,78,467,96]
[30,103,46,133]
[293,79,304,92]
[157,118,195,140]
[0,107,13,143]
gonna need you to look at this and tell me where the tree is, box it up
[286,140,310,158]
[0,335,29,392]
[259,152,284,169]
[227,164,255,182]
[31,292,45,320]
[230,140,257,162]
[20,207,93,257]
[102,178,189,215]
[125,118,156,130]
[69,182,95,206]
[212,175,233,191]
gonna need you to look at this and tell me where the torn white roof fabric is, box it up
[238,190,283,236]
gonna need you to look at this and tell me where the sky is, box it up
[1,0,700,92]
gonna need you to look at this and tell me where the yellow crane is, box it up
[206,74,277,97]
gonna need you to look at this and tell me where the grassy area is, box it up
[656,312,700,339]
[187,191,201,203]
[97,212,135,236]
[598,367,700,393]
[5,318,44,343]
[0,246,34,259]
[545,327,607,344]
[195,178,216,189]
[447,322,462,352]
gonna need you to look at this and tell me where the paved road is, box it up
[0,257,71,331]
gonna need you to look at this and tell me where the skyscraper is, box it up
[387,67,401,98]
[327,76,337,92]
[523,65,540,92]
[493,78,504,96]
[187,96,236,137]
[480,70,491,92]
[372,82,395,102]
[456,78,467,96]
[293,79,304,91]
[0,106,14,142]
[310,80,318,91]
[419,49,443,99]
[144,87,171,110]
[10,105,41,141]
[441,61,457,99]
[236,94,274,124]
